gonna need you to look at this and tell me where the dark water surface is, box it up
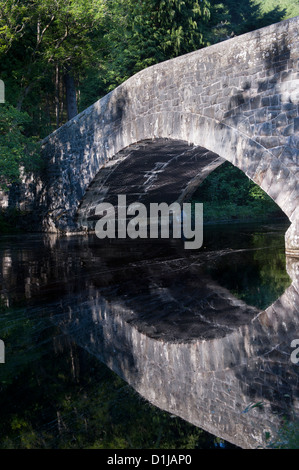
[0,222,298,449]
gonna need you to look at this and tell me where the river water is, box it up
[0,221,298,449]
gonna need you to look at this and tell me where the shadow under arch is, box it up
[75,134,292,239]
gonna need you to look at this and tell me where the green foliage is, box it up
[1,0,298,128]
[255,0,299,21]
[191,161,284,223]
[0,0,28,54]
[0,104,40,188]
[0,0,108,132]
[79,0,211,105]
[207,0,298,44]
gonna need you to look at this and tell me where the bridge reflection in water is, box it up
[0,225,298,449]
[45,231,298,450]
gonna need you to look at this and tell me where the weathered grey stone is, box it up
[285,221,299,257]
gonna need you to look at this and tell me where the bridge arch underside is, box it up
[76,137,294,248]
[77,138,225,228]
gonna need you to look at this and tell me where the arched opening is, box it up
[76,137,290,234]
[76,138,292,311]
[186,160,291,310]
[76,138,225,229]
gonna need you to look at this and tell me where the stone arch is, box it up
[74,115,296,248]
[39,16,299,254]
[74,133,285,230]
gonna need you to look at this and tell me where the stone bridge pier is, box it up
[23,16,299,256]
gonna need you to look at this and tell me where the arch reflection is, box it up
[47,232,298,449]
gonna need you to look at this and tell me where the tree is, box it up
[0,104,40,188]
[92,0,211,95]
[207,0,297,44]
[1,0,298,134]
[0,0,108,126]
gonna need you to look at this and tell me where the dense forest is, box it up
[0,0,298,214]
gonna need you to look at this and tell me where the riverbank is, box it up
[190,160,288,225]
[0,209,30,234]
[199,203,289,225]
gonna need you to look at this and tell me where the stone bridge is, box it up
[33,16,299,255]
